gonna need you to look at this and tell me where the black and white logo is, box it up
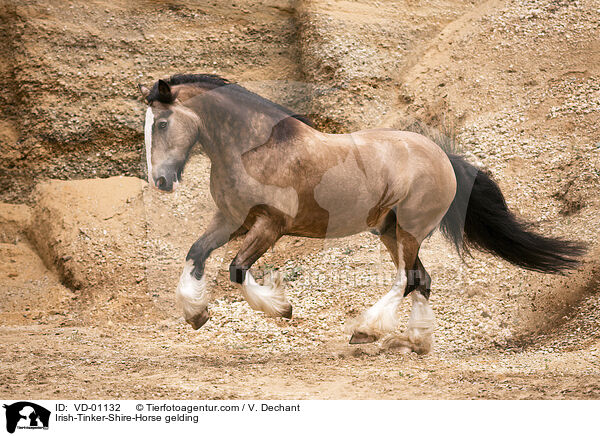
[3,402,50,434]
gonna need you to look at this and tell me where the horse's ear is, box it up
[138,84,150,100]
[157,79,172,102]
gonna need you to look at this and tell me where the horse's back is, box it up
[345,129,452,173]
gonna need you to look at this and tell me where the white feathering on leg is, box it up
[406,291,435,352]
[348,269,406,336]
[241,270,291,317]
[176,260,209,320]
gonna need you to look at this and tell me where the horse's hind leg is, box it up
[382,257,435,354]
[349,225,419,344]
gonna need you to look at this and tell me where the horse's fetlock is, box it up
[229,264,248,284]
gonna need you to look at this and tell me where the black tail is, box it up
[440,153,586,273]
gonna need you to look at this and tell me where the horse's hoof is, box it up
[349,331,378,344]
[382,335,412,353]
[186,309,209,330]
[382,334,431,355]
[281,304,293,319]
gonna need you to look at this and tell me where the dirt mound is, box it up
[27,176,157,323]
[0,202,73,326]
[0,242,73,326]
[0,203,31,243]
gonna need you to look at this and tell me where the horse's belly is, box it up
[311,160,397,238]
[318,210,377,238]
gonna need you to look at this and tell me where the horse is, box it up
[138,74,585,354]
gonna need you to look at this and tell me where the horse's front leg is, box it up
[229,213,292,319]
[176,211,239,329]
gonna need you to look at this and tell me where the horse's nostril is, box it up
[156,176,167,189]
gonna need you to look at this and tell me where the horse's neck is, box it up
[194,95,298,166]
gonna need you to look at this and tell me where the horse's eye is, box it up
[157,120,168,129]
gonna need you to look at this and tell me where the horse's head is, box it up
[139,79,200,192]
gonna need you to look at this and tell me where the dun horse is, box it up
[138,74,584,354]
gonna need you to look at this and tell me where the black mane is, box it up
[146,73,312,126]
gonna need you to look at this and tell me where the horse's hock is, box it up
[26,177,153,315]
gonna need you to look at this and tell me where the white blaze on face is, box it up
[144,107,154,184]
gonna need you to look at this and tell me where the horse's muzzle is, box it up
[155,175,170,191]
[153,165,181,192]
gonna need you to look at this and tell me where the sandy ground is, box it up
[0,0,599,399]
